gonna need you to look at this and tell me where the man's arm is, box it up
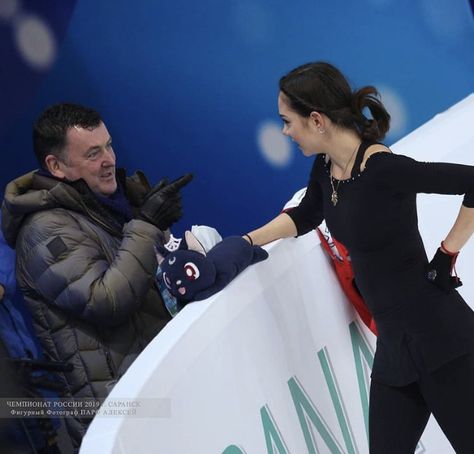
[16,210,163,327]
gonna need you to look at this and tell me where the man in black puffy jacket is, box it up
[1,103,192,450]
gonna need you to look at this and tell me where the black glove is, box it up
[426,247,462,292]
[138,173,193,230]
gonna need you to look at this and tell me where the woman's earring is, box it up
[318,128,325,134]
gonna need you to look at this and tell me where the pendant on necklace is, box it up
[331,190,338,206]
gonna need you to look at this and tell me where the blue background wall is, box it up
[1,0,474,236]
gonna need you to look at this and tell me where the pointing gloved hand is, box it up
[138,173,193,231]
[426,242,462,293]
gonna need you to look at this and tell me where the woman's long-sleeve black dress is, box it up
[286,141,474,386]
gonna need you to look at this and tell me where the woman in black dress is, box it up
[244,62,474,453]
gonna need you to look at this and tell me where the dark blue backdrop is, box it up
[1,0,474,236]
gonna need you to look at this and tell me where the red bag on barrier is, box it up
[316,227,378,336]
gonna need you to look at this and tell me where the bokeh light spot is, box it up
[377,85,408,139]
[257,121,292,168]
[14,14,57,70]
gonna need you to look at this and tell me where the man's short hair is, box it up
[33,103,102,169]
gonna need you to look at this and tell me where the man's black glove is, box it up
[138,174,193,230]
[426,245,462,293]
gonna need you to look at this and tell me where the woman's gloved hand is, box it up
[138,174,193,231]
[426,242,462,292]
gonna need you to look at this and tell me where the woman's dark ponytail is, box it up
[351,86,390,141]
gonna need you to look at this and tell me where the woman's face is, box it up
[278,92,318,156]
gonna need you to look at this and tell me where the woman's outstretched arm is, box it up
[244,213,297,246]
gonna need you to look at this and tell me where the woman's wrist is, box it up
[440,240,459,256]
[243,234,254,246]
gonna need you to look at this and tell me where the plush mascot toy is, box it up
[158,231,268,305]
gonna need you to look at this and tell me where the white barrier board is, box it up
[81,94,474,454]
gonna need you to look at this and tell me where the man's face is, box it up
[59,122,117,196]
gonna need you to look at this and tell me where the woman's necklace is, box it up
[329,142,361,206]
